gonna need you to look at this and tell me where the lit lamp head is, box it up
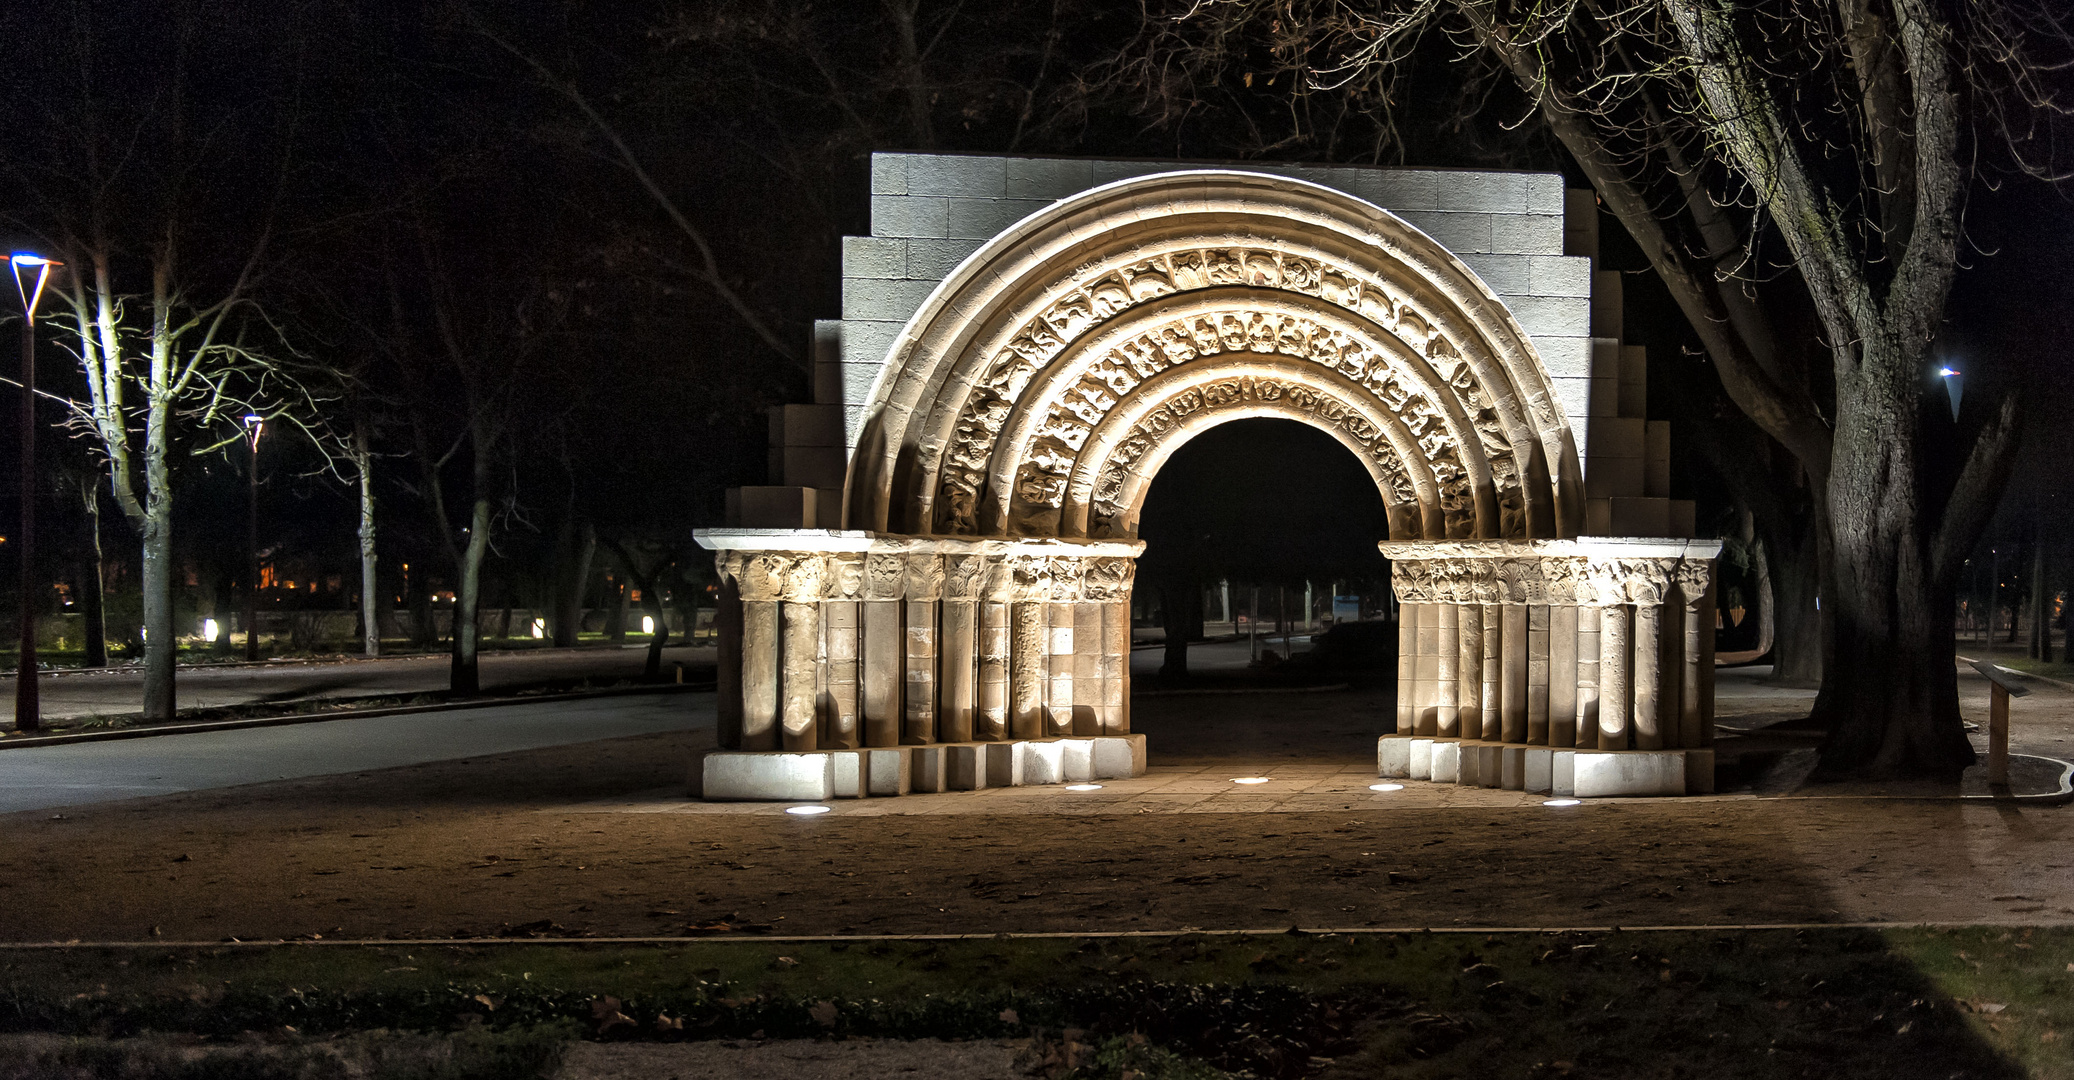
[9,253,63,323]
[243,412,265,451]
[1936,366,1963,421]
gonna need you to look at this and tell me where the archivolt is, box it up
[846,170,1582,542]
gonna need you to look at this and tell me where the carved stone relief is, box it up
[931,239,1528,542]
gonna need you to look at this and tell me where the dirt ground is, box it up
[1,663,2068,944]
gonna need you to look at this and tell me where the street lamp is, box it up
[1938,366,1963,421]
[10,253,61,734]
[243,413,265,661]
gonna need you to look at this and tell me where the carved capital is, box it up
[1081,556,1136,601]
[904,553,945,601]
[1008,554,1053,603]
[823,553,865,600]
[944,554,985,601]
[1047,556,1086,602]
[1673,557,1715,605]
[738,553,790,603]
[778,554,827,603]
[864,553,907,601]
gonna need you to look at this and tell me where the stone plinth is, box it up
[695,736,1148,801]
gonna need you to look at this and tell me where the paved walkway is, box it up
[0,645,717,725]
[0,692,714,814]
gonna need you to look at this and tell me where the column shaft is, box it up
[1046,602,1075,737]
[1699,577,1717,745]
[1457,604,1483,739]
[978,600,1010,740]
[1435,603,1460,738]
[1395,602,1419,734]
[861,600,903,747]
[1073,604,1102,736]
[1480,603,1503,740]
[1548,605,1577,749]
[1527,604,1551,745]
[1574,606,1600,747]
[741,599,780,751]
[1632,603,1663,750]
[822,600,860,749]
[1599,604,1631,749]
[1500,604,1528,743]
[1010,602,1047,739]
[1103,599,1131,734]
[715,578,743,750]
[780,601,820,752]
[939,599,977,743]
[904,599,938,744]
[1414,603,1440,736]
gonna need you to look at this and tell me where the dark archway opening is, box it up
[1135,418,1393,686]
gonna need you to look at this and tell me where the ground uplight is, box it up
[785,805,832,816]
[1230,777,1271,785]
[1369,783,1404,792]
[1065,783,1103,791]
[1543,798,1582,807]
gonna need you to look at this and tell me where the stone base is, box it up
[1378,736,1712,798]
[698,735,1149,801]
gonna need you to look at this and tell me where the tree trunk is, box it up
[406,564,435,649]
[607,575,628,643]
[139,509,175,720]
[552,520,595,647]
[79,483,107,669]
[356,427,379,658]
[449,496,490,694]
[1811,378,1976,777]
[638,588,670,680]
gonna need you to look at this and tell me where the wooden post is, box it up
[1988,683,2010,785]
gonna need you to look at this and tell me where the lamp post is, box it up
[11,253,60,734]
[243,413,265,661]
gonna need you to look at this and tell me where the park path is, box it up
[0,691,714,814]
[0,644,718,726]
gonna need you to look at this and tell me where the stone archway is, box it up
[845,170,1580,545]
[697,166,1719,802]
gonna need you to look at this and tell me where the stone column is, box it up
[1527,605,1551,745]
[1395,601,1419,734]
[1435,603,1460,738]
[861,553,905,748]
[1414,602,1440,736]
[1500,604,1528,743]
[1480,603,1503,740]
[1548,604,1577,748]
[821,598,860,748]
[1073,601,1102,736]
[781,601,821,752]
[739,557,782,752]
[1598,603,1631,750]
[939,554,981,744]
[1103,598,1131,733]
[778,556,827,752]
[715,570,743,750]
[1456,603,1483,739]
[1630,565,1668,752]
[1010,556,1049,740]
[1677,559,1715,749]
[978,558,1012,740]
[903,554,943,744]
[1573,605,1600,747]
[1046,558,1081,738]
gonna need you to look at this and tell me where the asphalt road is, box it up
[0,691,715,814]
[0,645,718,725]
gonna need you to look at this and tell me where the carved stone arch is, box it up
[846,170,1583,541]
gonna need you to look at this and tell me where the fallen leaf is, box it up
[653,1013,684,1032]
[999,1007,1020,1025]
[589,996,635,1033]
[810,1000,839,1027]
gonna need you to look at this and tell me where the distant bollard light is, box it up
[531,618,546,639]
[203,618,219,641]
[642,615,655,635]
